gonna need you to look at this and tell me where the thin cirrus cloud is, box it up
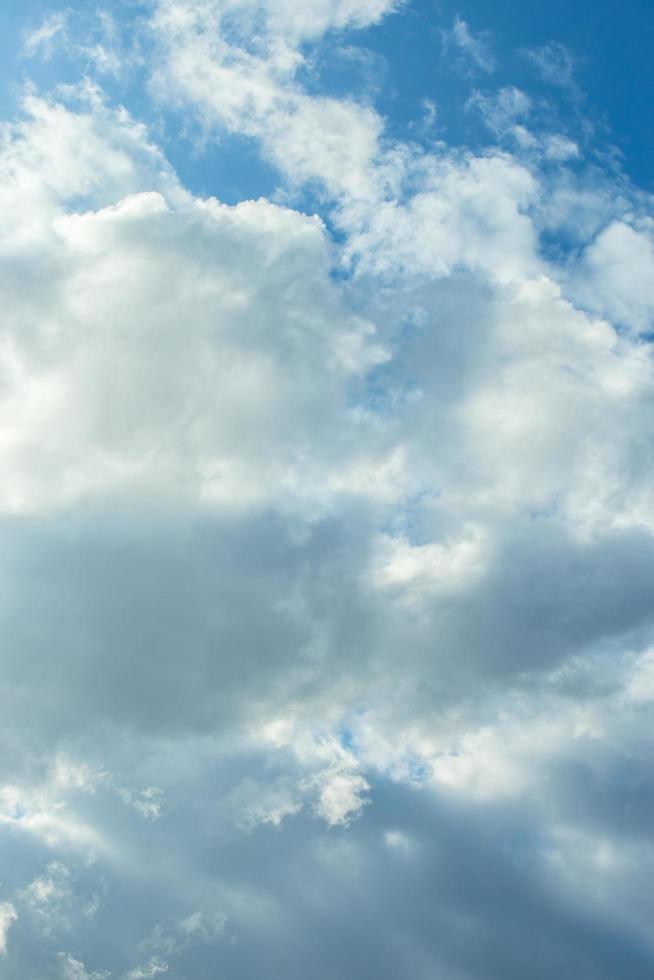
[441,15,497,75]
[1,1,654,978]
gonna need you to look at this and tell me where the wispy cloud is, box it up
[524,40,582,100]
[441,15,496,75]
[23,11,68,59]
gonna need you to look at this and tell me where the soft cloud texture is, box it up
[1,1,654,977]
[0,903,17,955]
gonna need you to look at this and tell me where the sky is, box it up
[1,2,654,978]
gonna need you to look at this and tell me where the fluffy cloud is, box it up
[146,0,409,204]
[1,1,654,978]
[571,220,654,333]
[0,93,385,515]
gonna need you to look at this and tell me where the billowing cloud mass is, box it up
[2,1,654,977]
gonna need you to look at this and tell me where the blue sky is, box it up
[1,3,654,979]
[2,0,653,199]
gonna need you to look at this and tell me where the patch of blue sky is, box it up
[352,308,426,415]
[448,0,654,187]
[0,1,108,108]
[338,725,357,752]
[0,0,280,205]
[382,488,443,546]
[294,0,654,192]
[163,128,281,206]
[260,0,654,280]
[3,1,652,212]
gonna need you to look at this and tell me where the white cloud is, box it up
[0,773,106,856]
[144,911,227,959]
[383,829,412,851]
[0,95,386,514]
[123,959,168,979]
[343,152,540,281]
[119,787,165,822]
[467,85,532,137]
[0,87,187,250]
[152,0,398,47]
[19,862,76,934]
[229,776,305,830]
[0,903,17,954]
[571,220,654,333]
[525,41,579,92]
[308,765,370,826]
[78,12,125,77]
[622,649,654,704]
[2,3,654,978]
[57,953,110,980]
[371,528,487,598]
[543,133,579,160]
[24,10,132,78]
[24,12,68,59]
[149,0,389,202]
[442,16,496,75]
[235,725,370,828]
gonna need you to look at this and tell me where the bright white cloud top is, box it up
[2,1,654,978]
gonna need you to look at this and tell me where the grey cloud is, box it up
[7,779,654,979]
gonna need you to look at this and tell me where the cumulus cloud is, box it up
[571,220,654,333]
[0,92,385,515]
[1,1,654,978]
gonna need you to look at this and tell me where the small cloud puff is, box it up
[0,903,17,954]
